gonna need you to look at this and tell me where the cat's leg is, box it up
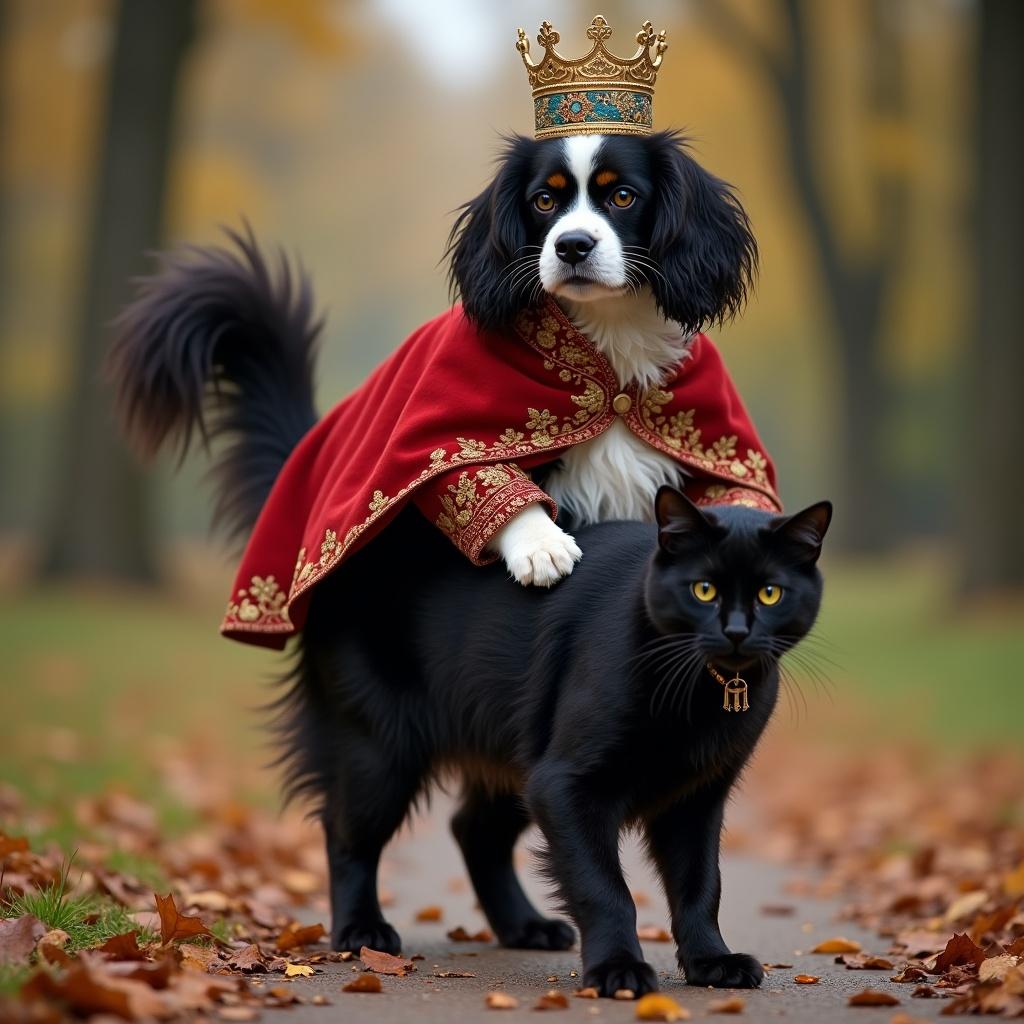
[525,761,657,997]
[451,786,575,950]
[321,734,424,955]
[644,787,764,988]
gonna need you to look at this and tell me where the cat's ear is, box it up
[655,486,713,549]
[770,501,832,563]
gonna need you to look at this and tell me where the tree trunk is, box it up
[40,0,196,581]
[959,0,1024,593]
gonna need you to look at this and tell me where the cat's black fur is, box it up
[279,488,830,997]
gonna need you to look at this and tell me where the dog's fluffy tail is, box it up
[109,226,320,545]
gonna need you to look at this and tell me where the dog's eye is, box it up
[609,187,636,209]
[691,581,718,603]
[532,192,556,213]
[757,584,783,606]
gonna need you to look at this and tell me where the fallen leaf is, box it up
[614,988,637,1000]
[186,889,231,913]
[637,925,672,942]
[359,946,416,976]
[534,989,570,1009]
[979,953,1020,983]
[812,937,861,954]
[343,973,382,993]
[96,930,147,961]
[794,974,820,984]
[841,952,896,970]
[284,962,315,978]
[485,991,519,1009]
[275,921,326,951]
[848,988,901,1006]
[415,905,443,922]
[446,925,493,943]
[933,932,986,973]
[891,965,929,983]
[281,868,318,896]
[709,995,745,1014]
[180,943,219,971]
[635,992,691,1020]
[1003,862,1024,898]
[760,904,796,916]
[227,944,269,973]
[574,987,599,998]
[0,914,44,964]
[217,1008,259,1022]
[763,962,793,969]
[0,833,29,857]
[944,890,987,924]
[433,969,476,978]
[155,891,214,945]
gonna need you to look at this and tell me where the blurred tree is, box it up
[40,0,196,581]
[960,0,1024,593]
[699,0,909,552]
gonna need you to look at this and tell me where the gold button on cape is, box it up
[612,392,632,415]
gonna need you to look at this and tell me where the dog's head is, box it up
[447,130,757,335]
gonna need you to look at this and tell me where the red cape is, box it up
[222,299,780,648]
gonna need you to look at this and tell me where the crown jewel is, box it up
[516,15,668,140]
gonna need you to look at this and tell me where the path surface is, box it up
[278,797,938,1023]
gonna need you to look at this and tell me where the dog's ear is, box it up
[446,136,534,333]
[646,131,758,337]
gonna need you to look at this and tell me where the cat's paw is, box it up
[498,916,575,951]
[582,956,658,998]
[683,952,764,988]
[332,919,402,956]
[493,503,581,587]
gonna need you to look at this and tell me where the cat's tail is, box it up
[109,225,320,545]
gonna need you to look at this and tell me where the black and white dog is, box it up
[449,130,756,584]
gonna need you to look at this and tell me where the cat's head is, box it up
[644,487,831,672]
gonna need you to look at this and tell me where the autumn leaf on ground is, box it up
[574,987,598,998]
[637,925,672,942]
[635,992,690,1020]
[0,914,44,964]
[343,973,382,993]
[359,945,415,976]
[534,989,569,1009]
[275,921,325,951]
[709,995,745,1014]
[978,953,1020,983]
[485,991,518,1009]
[433,969,476,978]
[226,944,269,973]
[155,891,213,945]
[96,930,147,961]
[415,905,443,922]
[811,937,861,954]
[933,932,986,973]
[0,833,29,858]
[284,962,314,977]
[446,925,493,942]
[839,952,895,970]
[793,974,819,984]
[848,988,901,1006]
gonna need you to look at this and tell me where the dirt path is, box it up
[276,797,938,1023]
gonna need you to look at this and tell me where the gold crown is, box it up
[516,15,668,140]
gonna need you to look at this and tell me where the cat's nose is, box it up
[723,613,749,647]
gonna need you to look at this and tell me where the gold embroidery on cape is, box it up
[225,574,290,628]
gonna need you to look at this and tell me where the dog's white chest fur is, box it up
[543,291,691,526]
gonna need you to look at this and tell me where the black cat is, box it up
[279,486,831,997]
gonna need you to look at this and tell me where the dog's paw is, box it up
[498,916,575,951]
[492,503,582,587]
[332,919,402,956]
[683,952,764,988]
[582,956,658,998]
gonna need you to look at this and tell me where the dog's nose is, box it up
[555,231,596,266]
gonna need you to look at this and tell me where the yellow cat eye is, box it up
[757,584,783,606]
[610,187,636,209]
[533,191,556,213]
[691,581,718,603]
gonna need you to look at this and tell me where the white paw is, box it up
[490,503,583,588]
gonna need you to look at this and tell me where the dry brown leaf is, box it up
[979,953,1020,983]
[794,974,820,984]
[944,890,987,924]
[890,965,929,983]
[840,952,895,970]
[359,946,415,976]
[343,973,382,993]
[574,987,599,998]
[760,904,796,916]
[446,925,494,943]
[0,833,29,858]
[275,921,326,951]
[281,868,318,896]
[96,930,147,961]
[180,943,219,972]
[848,988,901,1007]
[635,992,691,1020]
[415,905,443,922]
[534,989,570,1009]
[637,925,672,942]
[433,969,476,978]
[226,943,269,973]
[284,962,314,978]
[811,937,861,954]
[933,932,986,973]
[485,991,519,1009]
[614,988,637,1000]
[217,1008,259,1022]
[155,891,213,945]
[0,914,44,964]
[708,995,749,1011]
[1003,862,1024,898]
